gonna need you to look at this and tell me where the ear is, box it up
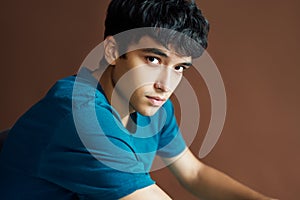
[104,36,119,65]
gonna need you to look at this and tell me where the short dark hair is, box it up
[104,0,209,58]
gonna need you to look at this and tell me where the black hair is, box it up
[104,0,209,58]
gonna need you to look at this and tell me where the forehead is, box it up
[125,35,192,62]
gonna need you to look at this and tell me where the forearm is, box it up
[120,184,171,200]
[183,164,271,200]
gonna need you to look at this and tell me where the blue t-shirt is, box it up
[0,67,186,200]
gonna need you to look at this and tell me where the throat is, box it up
[122,113,137,134]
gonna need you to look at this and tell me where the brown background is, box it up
[0,0,299,199]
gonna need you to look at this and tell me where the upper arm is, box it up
[120,184,171,200]
[163,148,205,185]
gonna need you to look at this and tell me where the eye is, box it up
[174,65,187,73]
[146,56,160,65]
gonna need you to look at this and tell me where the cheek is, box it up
[112,65,129,83]
[169,74,183,91]
[130,87,146,101]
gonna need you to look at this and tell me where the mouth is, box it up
[145,95,166,107]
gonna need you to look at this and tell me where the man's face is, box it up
[111,36,192,116]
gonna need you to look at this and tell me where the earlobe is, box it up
[104,36,119,65]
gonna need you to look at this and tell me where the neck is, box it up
[92,66,132,127]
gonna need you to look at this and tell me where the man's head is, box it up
[104,0,209,58]
[100,0,210,117]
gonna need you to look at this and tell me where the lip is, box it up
[146,95,166,107]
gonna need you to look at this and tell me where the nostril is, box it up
[154,82,162,90]
[154,82,170,92]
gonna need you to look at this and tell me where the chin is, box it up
[137,106,160,116]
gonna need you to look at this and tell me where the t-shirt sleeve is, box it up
[156,100,187,158]
[38,111,154,200]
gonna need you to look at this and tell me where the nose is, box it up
[154,67,172,92]
[154,82,169,92]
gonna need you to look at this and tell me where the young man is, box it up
[0,0,276,199]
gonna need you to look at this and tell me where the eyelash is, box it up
[174,65,187,72]
[145,56,188,73]
[146,56,161,64]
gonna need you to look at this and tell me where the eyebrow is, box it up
[141,48,193,67]
[141,48,168,57]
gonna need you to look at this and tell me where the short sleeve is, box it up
[38,112,154,200]
[156,100,187,158]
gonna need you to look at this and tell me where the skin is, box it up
[93,35,276,200]
[95,35,192,126]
